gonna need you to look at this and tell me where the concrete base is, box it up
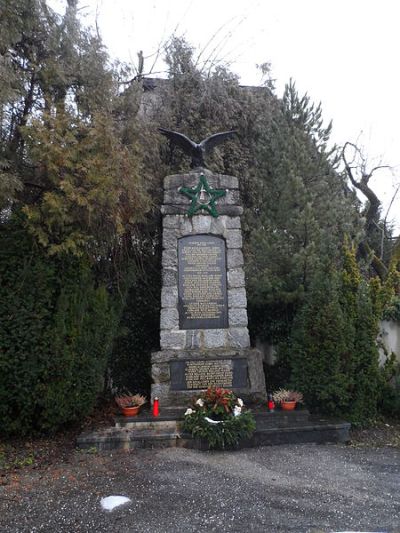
[77,408,351,452]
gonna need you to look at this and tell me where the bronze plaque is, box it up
[178,235,228,329]
[170,358,248,390]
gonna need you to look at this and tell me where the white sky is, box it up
[49,0,400,231]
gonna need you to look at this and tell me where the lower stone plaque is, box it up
[170,358,248,391]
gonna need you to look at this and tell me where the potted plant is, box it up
[115,392,146,416]
[272,389,303,411]
[183,387,256,450]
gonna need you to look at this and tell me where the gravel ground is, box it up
[0,442,399,533]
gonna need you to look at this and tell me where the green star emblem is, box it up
[179,174,226,218]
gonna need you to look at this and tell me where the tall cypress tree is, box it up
[290,264,350,415]
[348,280,381,423]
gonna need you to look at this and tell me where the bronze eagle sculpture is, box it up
[158,128,237,169]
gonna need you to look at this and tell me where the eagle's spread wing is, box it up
[200,130,238,154]
[158,128,196,156]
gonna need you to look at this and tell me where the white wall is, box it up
[378,320,400,366]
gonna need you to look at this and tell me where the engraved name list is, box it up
[178,235,228,329]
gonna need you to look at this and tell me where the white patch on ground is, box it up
[100,495,131,512]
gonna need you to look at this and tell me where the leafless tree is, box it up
[342,141,400,278]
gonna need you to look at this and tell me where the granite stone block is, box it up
[162,228,178,250]
[247,349,266,393]
[228,288,247,308]
[178,175,202,190]
[164,190,188,205]
[209,217,227,235]
[162,268,177,287]
[203,329,228,349]
[185,330,202,349]
[218,206,243,216]
[161,205,243,217]
[162,249,177,268]
[219,189,241,206]
[225,217,241,229]
[163,215,180,229]
[227,249,244,268]
[161,287,178,308]
[150,383,169,402]
[225,229,242,249]
[227,327,250,348]
[192,216,212,234]
[227,268,245,288]
[178,217,193,234]
[228,307,248,327]
[160,331,186,350]
[160,308,179,330]
[151,363,170,383]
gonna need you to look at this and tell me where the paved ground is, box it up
[0,443,399,533]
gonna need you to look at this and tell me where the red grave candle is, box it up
[152,397,160,417]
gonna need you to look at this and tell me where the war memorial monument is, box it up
[151,129,267,408]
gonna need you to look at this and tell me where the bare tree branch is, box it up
[384,183,400,227]
[342,141,391,278]
[342,142,383,232]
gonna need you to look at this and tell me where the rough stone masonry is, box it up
[151,168,266,407]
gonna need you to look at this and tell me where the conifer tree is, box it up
[290,243,383,424]
[349,280,381,423]
[0,0,151,435]
[290,264,350,415]
[340,244,381,424]
[0,0,150,258]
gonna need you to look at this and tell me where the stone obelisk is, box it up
[151,166,266,408]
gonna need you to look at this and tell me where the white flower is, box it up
[233,406,242,417]
[237,398,244,407]
[195,398,204,407]
[184,408,194,416]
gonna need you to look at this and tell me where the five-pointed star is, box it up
[178,174,226,217]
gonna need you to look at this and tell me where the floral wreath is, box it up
[182,387,256,449]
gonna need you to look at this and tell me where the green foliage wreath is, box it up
[182,387,256,449]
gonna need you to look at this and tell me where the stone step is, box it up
[254,409,310,429]
[77,427,181,451]
[114,407,310,430]
[114,419,180,431]
[77,416,350,452]
[253,418,351,447]
[182,419,351,450]
[114,408,184,430]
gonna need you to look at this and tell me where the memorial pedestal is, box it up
[152,169,266,408]
[152,348,265,407]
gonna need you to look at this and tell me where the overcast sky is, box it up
[49,0,400,230]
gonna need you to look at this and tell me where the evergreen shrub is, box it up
[0,220,115,436]
[378,355,400,419]
[290,266,350,416]
[109,267,160,396]
[289,246,383,426]
[382,296,400,322]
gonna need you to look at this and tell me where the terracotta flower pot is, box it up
[121,405,140,417]
[281,400,296,411]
